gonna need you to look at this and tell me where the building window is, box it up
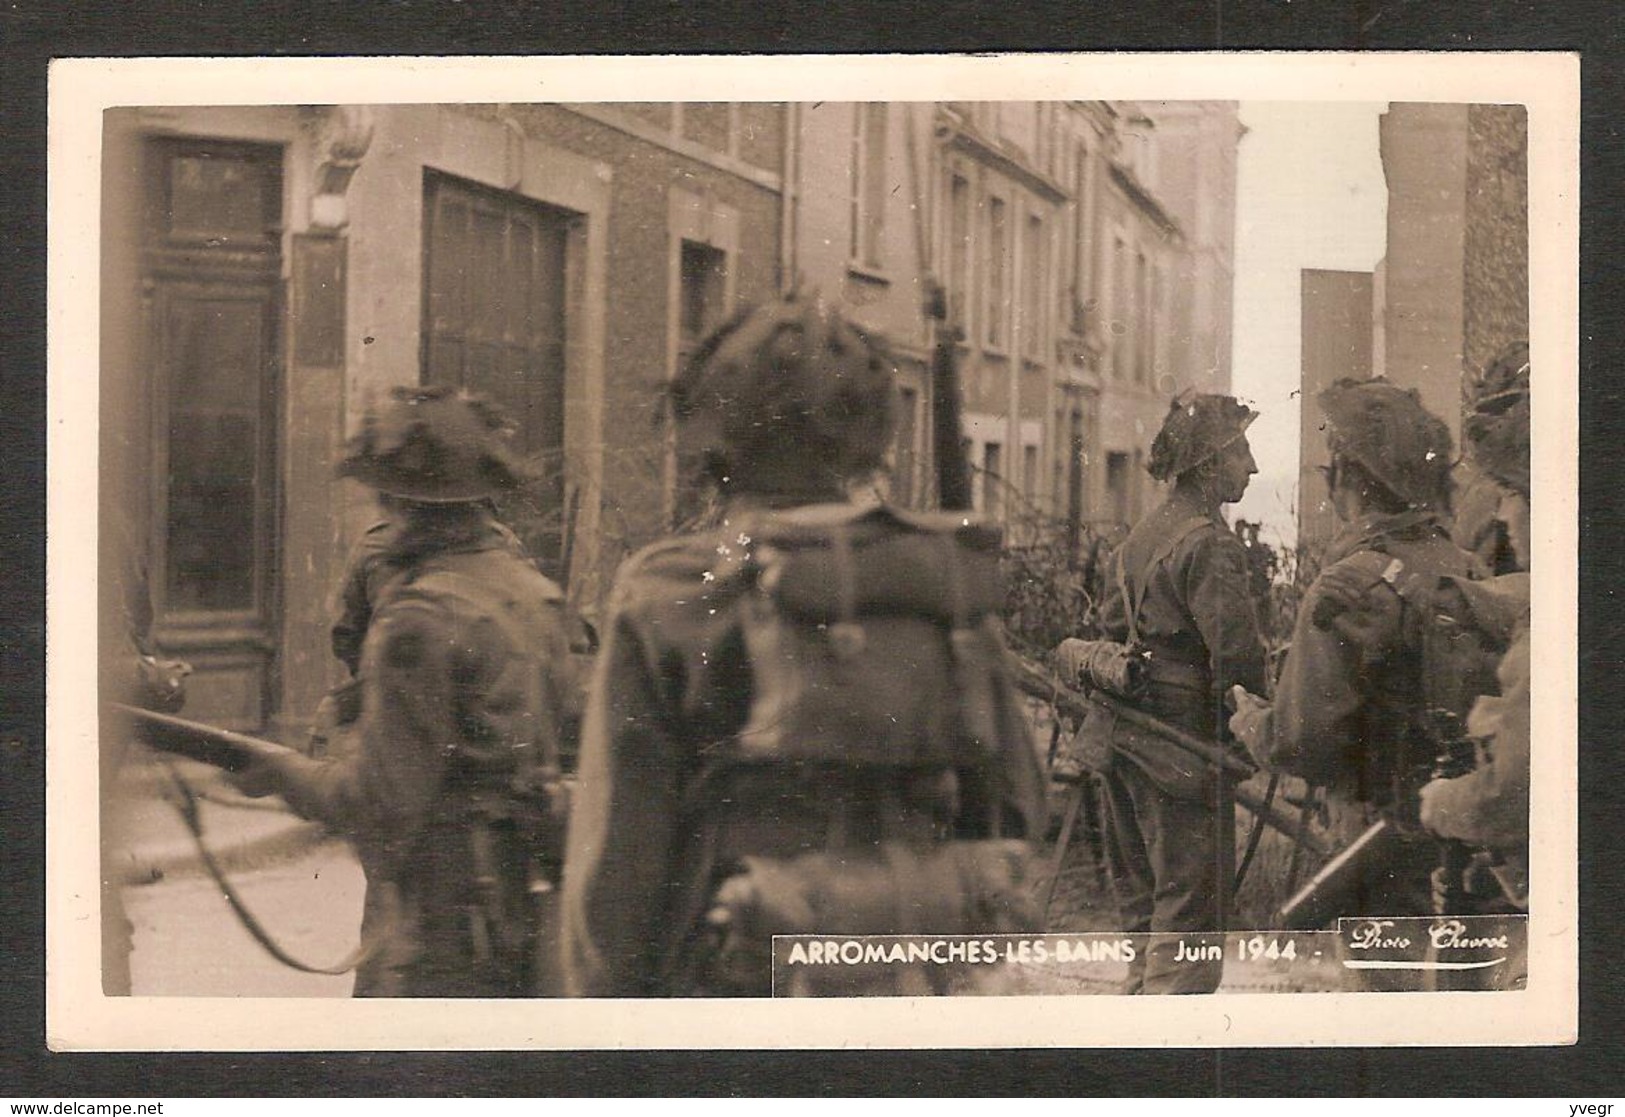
[669,238,730,529]
[894,385,918,507]
[1110,235,1129,380]
[1022,442,1039,506]
[1148,259,1164,386]
[1052,408,1067,518]
[423,172,575,569]
[1066,409,1086,552]
[1041,104,1058,178]
[947,174,971,335]
[982,441,1004,519]
[986,196,1008,349]
[679,240,729,364]
[1023,212,1045,360]
[681,102,733,152]
[1072,141,1092,329]
[986,102,1004,139]
[1135,249,1150,384]
[1106,451,1131,526]
[850,103,888,270]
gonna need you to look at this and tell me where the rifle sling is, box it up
[160,761,384,977]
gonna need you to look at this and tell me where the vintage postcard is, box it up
[46,52,1577,1049]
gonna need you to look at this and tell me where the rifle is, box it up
[112,703,303,772]
[1009,655,1331,857]
[928,287,972,513]
[1274,817,1399,930]
[108,703,382,975]
[1276,722,1486,931]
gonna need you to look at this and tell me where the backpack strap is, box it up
[1126,514,1214,642]
[1115,548,1139,646]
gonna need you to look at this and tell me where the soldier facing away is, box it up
[559,292,1047,997]
[1230,377,1485,931]
[313,496,531,757]
[231,387,574,997]
[1064,394,1268,994]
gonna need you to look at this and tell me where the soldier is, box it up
[1230,377,1484,925]
[230,386,574,997]
[560,292,1047,997]
[1450,342,1530,576]
[1068,394,1267,995]
[1419,344,1532,912]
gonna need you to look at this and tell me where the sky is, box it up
[1228,101,1390,547]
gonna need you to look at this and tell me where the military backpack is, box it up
[667,502,1042,997]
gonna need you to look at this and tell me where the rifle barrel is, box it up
[109,703,300,772]
[1010,655,1332,857]
[1275,818,1396,929]
[1009,655,1252,777]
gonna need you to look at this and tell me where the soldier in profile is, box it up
[560,292,1046,998]
[1063,394,1267,994]
[230,386,573,997]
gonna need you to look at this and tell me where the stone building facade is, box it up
[787,100,1243,544]
[100,98,1240,733]
[1292,102,1530,548]
[100,103,785,731]
[1375,102,1530,444]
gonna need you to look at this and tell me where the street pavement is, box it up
[111,752,1332,998]
[124,836,364,997]
[113,753,365,997]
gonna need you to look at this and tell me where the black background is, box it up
[3,0,1620,1098]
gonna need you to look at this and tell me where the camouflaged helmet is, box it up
[1463,341,1530,498]
[1319,376,1454,511]
[1146,393,1258,482]
[339,385,528,502]
[671,290,897,486]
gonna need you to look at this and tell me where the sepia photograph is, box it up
[44,52,1578,1050]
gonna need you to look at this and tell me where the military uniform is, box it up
[331,514,531,676]
[1094,490,1267,994]
[316,514,530,757]
[1420,575,1530,902]
[234,387,570,997]
[1423,342,1532,914]
[267,513,572,996]
[563,292,1046,998]
[330,519,407,677]
[1261,509,1484,918]
[560,501,1048,997]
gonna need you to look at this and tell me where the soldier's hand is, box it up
[1417,776,1455,837]
[1429,866,1453,914]
[1227,686,1273,767]
[1310,563,1373,626]
[137,655,192,713]
[228,756,284,799]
